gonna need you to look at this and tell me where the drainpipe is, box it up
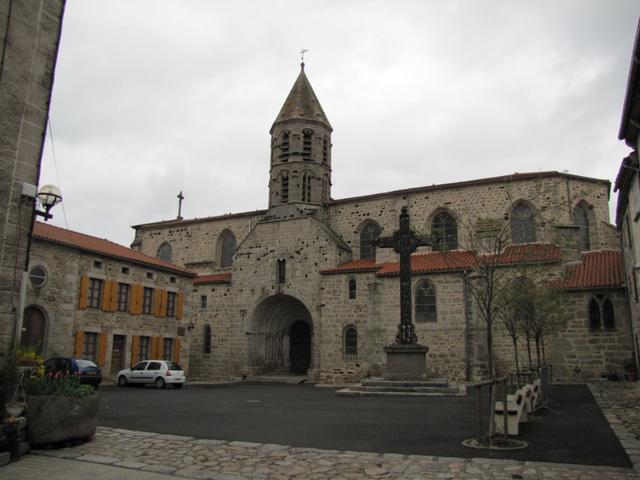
[462,271,471,382]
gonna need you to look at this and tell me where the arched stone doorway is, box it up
[249,294,313,375]
[21,306,47,356]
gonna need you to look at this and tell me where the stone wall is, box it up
[0,0,66,356]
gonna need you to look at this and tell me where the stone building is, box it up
[132,64,630,383]
[0,0,66,357]
[22,222,195,377]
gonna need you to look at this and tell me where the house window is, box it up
[415,280,437,322]
[302,129,312,161]
[573,204,590,251]
[117,283,130,312]
[82,332,98,362]
[163,338,173,361]
[277,259,286,284]
[589,295,615,330]
[157,242,172,262]
[302,173,312,202]
[203,325,212,354]
[139,336,150,361]
[348,278,357,299]
[280,131,290,161]
[511,203,536,244]
[344,326,357,361]
[166,291,176,318]
[431,212,457,251]
[142,287,153,315]
[88,278,103,309]
[220,230,236,268]
[281,174,289,203]
[360,222,382,259]
[200,295,207,309]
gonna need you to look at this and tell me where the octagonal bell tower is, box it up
[268,63,333,210]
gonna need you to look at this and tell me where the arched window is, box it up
[589,295,615,330]
[415,280,437,322]
[281,173,289,203]
[219,230,236,268]
[277,259,286,284]
[302,173,312,202]
[511,203,536,244]
[431,212,457,251]
[322,138,329,164]
[302,129,313,161]
[574,204,590,251]
[360,222,381,259]
[157,242,172,262]
[344,326,357,361]
[203,325,212,354]
[280,131,290,161]
[348,278,357,299]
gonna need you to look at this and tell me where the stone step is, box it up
[348,385,461,394]
[361,378,449,388]
[247,375,308,384]
[336,386,466,398]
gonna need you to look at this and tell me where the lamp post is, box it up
[35,184,62,221]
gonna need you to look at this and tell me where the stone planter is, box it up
[25,395,98,446]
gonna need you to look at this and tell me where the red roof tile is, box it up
[193,272,232,285]
[320,258,379,274]
[487,243,561,265]
[33,222,196,276]
[376,251,476,276]
[554,250,625,290]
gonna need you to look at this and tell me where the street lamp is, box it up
[35,184,62,221]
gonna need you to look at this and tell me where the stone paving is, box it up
[14,381,640,479]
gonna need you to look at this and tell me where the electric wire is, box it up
[46,116,69,230]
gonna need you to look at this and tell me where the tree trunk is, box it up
[512,337,520,381]
[525,332,533,371]
[488,380,497,442]
[486,323,494,378]
[535,334,541,368]
[541,335,547,365]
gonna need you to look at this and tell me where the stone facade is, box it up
[23,225,194,378]
[0,0,66,356]
[133,65,628,384]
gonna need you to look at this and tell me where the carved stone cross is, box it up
[377,206,431,344]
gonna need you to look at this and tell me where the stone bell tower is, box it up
[268,63,333,210]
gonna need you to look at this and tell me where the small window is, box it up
[139,336,150,362]
[589,298,601,329]
[200,295,207,309]
[117,283,130,312]
[277,259,286,284]
[302,129,313,161]
[29,265,47,288]
[415,280,437,322]
[146,272,154,279]
[82,332,98,362]
[280,131,290,161]
[121,266,130,275]
[157,242,172,262]
[163,338,173,361]
[203,325,212,354]
[169,276,176,284]
[589,295,615,330]
[93,260,103,269]
[344,326,357,361]
[142,287,153,315]
[88,278,104,309]
[348,278,357,299]
[166,291,177,318]
[360,222,382,259]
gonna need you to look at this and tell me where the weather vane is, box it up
[300,48,308,64]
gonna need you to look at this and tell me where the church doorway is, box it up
[289,321,311,374]
[249,294,313,376]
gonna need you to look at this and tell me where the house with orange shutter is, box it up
[20,222,196,379]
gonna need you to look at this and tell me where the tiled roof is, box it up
[193,272,232,285]
[322,243,561,277]
[554,250,625,290]
[33,222,196,276]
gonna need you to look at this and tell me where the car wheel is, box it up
[117,376,128,387]
[155,377,165,389]
[173,383,183,390]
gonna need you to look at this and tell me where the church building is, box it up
[132,64,631,384]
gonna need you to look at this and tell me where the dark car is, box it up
[43,357,103,389]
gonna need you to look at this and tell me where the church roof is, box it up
[193,272,232,285]
[553,250,625,290]
[271,65,332,132]
[33,222,196,276]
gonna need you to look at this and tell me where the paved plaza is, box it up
[1,381,640,479]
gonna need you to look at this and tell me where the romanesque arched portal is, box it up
[249,294,313,375]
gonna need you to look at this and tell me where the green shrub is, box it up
[24,374,93,398]
[0,356,19,417]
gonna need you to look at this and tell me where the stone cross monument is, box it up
[377,206,431,380]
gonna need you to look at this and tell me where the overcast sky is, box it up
[40,1,640,247]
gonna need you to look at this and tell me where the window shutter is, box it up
[97,330,108,366]
[152,291,160,317]
[74,331,84,357]
[78,276,89,309]
[176,292,184,320]
[150,336,161,359]
[135,284,144,314]
[131,336,140,366]
[101,279,111,312]
[128,284,138,314]
[172,338,181,363]
[109,281,118,311]
[160,290,167,317]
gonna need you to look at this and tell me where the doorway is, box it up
[111,335,126,375]
[20,307,46,355]
[289,321,311,374]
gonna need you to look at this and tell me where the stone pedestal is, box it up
[384,343,429,381]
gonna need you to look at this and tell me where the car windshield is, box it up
[76,359,97,368]
[167,362,182,371]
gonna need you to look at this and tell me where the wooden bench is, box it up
[494,388,528,435]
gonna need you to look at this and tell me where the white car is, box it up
[116,360,186,389]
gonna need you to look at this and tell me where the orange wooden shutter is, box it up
[160,290,167,317]
[78,276,89,309]
[101,280,111,312]
[74,331,84,357]
[128,284,137,314]
[131,336,140,366]
[152,290,159,317]
[135,284,143,315]
[97,330,108,366]
[176,292,184,320]
[172,338,181,364]
[109,281,118,311]
[150,336,160,359]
